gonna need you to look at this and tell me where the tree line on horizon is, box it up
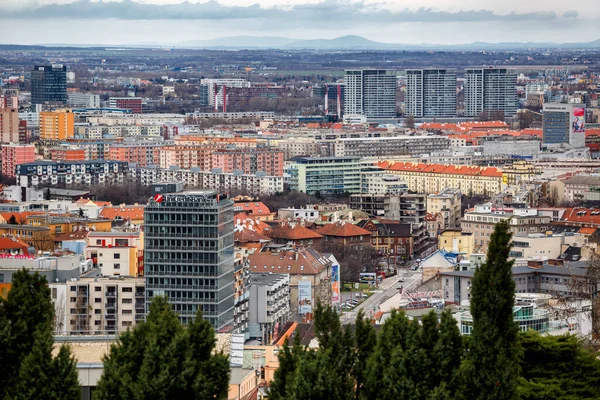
[0,221,599,399]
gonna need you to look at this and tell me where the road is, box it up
[340,268,422,324]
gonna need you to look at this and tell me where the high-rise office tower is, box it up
[405,69,457,118]
[144,191,235,330]
[344,69,396,119]
[542,103,585,148]
[465,67,517,117]
[31,65,68,105]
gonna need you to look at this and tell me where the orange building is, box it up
[39,110,75,140]
[108,144,161,166]
[212,148,284,176]
[50,147,86,161]
[1,144,36,179]
[158,145,215,170]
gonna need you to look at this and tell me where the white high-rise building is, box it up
[344,69,396,120]
[406,69,457,118]
[199,78,251,107]
[465,67,517,117]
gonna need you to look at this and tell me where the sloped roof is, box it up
[0,237,30,253]
[234,228,272,243]
[233,201,271,216]
[234,212,271,234]
[248,247,331,275]
[0,211,45,223]
[317,221,371,237]
[562,208,600,226]
[377,161,503,178]
[99,205,145,221]
[264,222,323,241]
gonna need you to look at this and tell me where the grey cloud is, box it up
[0,0,577,24]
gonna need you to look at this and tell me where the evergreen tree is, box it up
[0,269,80,399]
[518,331,600,400]
[433,310,463,396]
[461,220,521,400]
[94,296,229,400]
[352,311,376,400]
[7,215,17,225]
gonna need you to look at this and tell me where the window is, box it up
[70,297,76,303]
[95,287,101,292]
[114,253,121,259]
[123,309,132,315]
[0,274,4,284]
[95,309,101,314]
[95,298,101,303]
[70,286,76,292]
[122,298,132,304]
[95,320,101,326]
[122,287,133,293]
[114,264,121,270]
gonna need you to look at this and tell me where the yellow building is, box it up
[39,109,75,140]
[437,229,475,258]
[26,215,112,235]
[502,161,543,185]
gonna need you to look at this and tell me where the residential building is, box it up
[50,277,145,335]
[275,137,320,159]
[543,103,585,148]
[26,214,112,236]
[248,247,332,316]
[263,221,323,247]
[67,92,101,108]
[212,147,284,176]
[99,204,145,225]
[285,156,363,195]
[248,273,290,343]
[0,108,19,143]
[332,135,450,158]
[233,248,250,337]
[17,160,128,188]
[405,69,457,117]
[344,69,396,119]
[563,175,600,202]
[278,208,320,222]
[199,79,251,107]
[377,161,504,196]
[31,65,67,105]
[437,229,475,257]
[108,97,143,114]
[158,145,215,170]
[1,144,35,179]
[461,203,552,252]
[357,219,413,265]
[131,166,283,195]
[359,169,408,195]
[317,221,372,248]
[426,212,445,237]
[233,201,273,221]
[39,110,75,140]
[108,143,162,166]
[465,67,517,117]
[85,232,144,277]
[387,193,429,257]
[144,191,235,330]
[49,147,86,161]
[427,188,462,229]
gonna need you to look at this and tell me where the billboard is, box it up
[298,280,312,315]
[572,107,585,133]
[359,272,377,284]
[331,264,341,304]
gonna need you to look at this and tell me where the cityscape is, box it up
[0,0,600,399]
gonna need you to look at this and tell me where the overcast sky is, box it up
[0,0,598,45]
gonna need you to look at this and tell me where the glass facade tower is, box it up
[31,65,68,105]
[144,191,235,331]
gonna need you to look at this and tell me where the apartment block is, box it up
[212,147,284,176]
[427,188,462,229]
[332,135,450,158]
[109,144,162,166]
[51,277,145,335]
[132,166,283,195]
[109,97,143,113]
[406,69,457,117]
[86,232,144,277]
[344,69,397,119]
[461,203,552,252]
[377,161,504,196]
[248,273,290,343]
[360,169,408,195]
[159,145,215,170]
[1,144,35,179]
[465,67,517,117]
[275,138,321,159]
[39,110,75,140]
[17,160,128,188]
[49,147,86,161]
[67,92,101,108]
[0,108,19,143]
[284,156,363,195]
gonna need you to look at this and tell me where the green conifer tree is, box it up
[461,220,521,400]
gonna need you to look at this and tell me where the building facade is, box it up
[543,103,586,148]
[248,273,290,343]
[285,156,363,195]
[332,135,449,158]
[144,191,235,330]
[1,144,35,179]
[344,69,396,119]
[31,65,67,105]
[17,160,128,188]
[427,188,462,229]
[39,110,75,140]
[0,108,19,143]
[405,69,457,117]
[465,67,517,117]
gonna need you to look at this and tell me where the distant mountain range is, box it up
[12,35,600,51]
[172,35,600,50]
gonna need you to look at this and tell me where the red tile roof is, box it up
[264,222,323,241]
[248,247,331,275]
[577,227,597,235]
[561,208,600,226]
[234,201,271,216]
[377,161,503,178]
[0,212,46,224]
[234,212,271,234]
[99,205,145,221]
[317,221,371,237]
[234,228,272,243]
[0,237,30,253]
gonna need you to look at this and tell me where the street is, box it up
[340,268,422,324]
